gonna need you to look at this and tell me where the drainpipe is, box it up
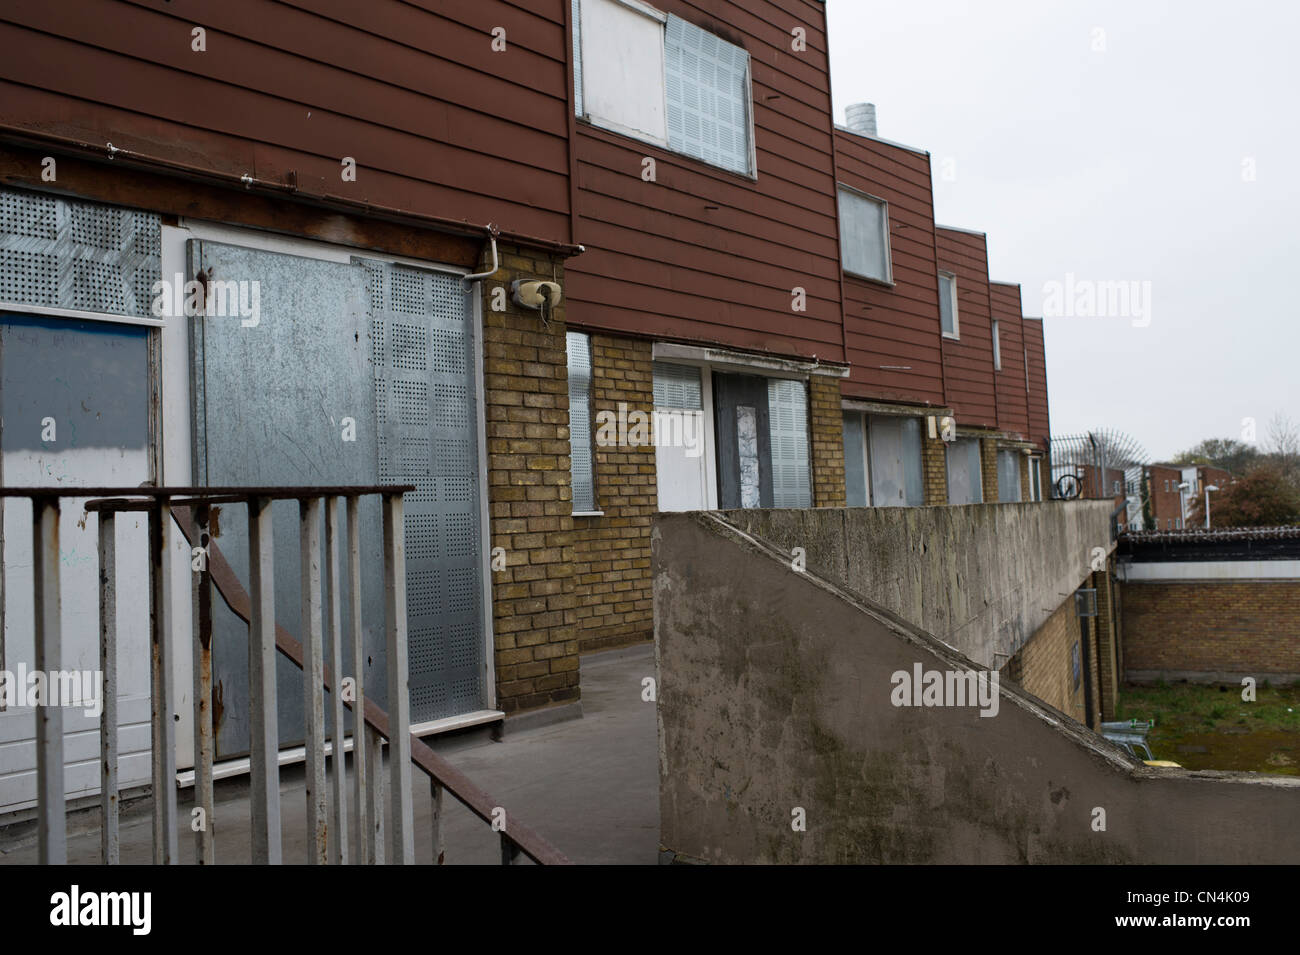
[460,224,501,288]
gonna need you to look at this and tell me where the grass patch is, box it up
[1115,682,1300,774]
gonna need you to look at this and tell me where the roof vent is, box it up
[845,102,877,137]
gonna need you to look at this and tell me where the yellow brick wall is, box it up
[810,375,846,507]
[480,244,580,714]
[980,436,998,503]
[1004,594,1102,728]
[923,434,948,506]
[572,334,657,653]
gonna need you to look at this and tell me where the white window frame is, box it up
[991,320,1002,370]
[837,185,893,285]
[939,270,959,339]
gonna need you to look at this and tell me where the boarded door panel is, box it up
[713,372,771,510]
[947,438,984,505]
[653,362,708,512]
[190,240,384,757]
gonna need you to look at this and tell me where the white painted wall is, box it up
[0,451,152,813]
[1118,560,1300,581]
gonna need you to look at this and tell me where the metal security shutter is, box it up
[653,361,702,409]
[946,438,984,505]
[998,450,1022,502]
[0,187,159,318]
[843,412,868,506]
[364,261,485,723]
[766,378,810,508]
[664,14,752,175]
[567,331,596,512]
[571,0,584,117]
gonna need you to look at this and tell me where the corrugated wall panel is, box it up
[991,281,1030,438]
[836,129,944,406]
[0,0,573,243]
[1023,317,1050,450]
[936,227,998,428]
[566,0,842,363]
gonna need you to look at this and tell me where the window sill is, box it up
[571,510,605,518]
[843,270,895,289]
[942,332,960,341]
[575,118,758,183]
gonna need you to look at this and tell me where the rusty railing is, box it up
[0,485,567,865]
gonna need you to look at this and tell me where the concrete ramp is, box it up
[654,512,1300,864]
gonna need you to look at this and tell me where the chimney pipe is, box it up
[845,102,877,137]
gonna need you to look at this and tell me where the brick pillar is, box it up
[1020,454,1032,501]
[923,435,948,505]
[980,437,998,503]
[481,243,580,714]
[809,375,846,507]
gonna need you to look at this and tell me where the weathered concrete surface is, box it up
[655,512,1300,864]
[0,646,658,865]
[722,501,1114,668]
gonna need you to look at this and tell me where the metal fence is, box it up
[1,485,566,866]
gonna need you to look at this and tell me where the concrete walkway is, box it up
[0,644,658,865]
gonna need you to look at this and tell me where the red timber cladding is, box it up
[566,0,844,363]
[991,281,1030,439]
[935,227,996,427]
[1023,316,1050,451]
[836,129,944,405]
[0,0,573,244]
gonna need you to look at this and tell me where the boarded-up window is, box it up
[576,0,668,144]
[665,14,753,175]
[838,188,891,282]
[567,331,596,512]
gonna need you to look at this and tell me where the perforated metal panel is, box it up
[653,361,702,410]
[665,14,752,175]
[572,0,584,117]
[766,378,811,508]
[0,187,160,318]
[363,260,485,722]
[567,331,596,512]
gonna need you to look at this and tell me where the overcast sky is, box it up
[825,0,1299,462]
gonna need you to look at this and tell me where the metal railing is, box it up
[1,485,567,865]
